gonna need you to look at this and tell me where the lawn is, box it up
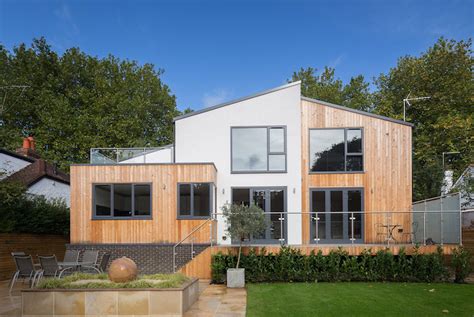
[247,282,474,316]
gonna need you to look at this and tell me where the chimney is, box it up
[16,136,41,160]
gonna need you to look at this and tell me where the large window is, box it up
[93,183,151,219]
[309,128,363,172]
[178,183,213,218]
[231,126,286,173]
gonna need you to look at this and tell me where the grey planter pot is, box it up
[227,268,245,288]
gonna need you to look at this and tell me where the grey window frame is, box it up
[309,127,364,174]
[177,182,214,219]
[92,183,152,220]
[309,187,364,244]
[231,126,287,174]
[230,186,288,244]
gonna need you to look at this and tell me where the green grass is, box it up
[36,272,189,289]
[247,282,474,317]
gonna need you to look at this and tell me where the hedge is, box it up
[211,246,472,283]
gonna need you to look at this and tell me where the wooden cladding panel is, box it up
[301,99,412,244]
[70,164,217,244]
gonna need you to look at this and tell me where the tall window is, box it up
[309,128,363,172]
[93,183,151,219]
[231,126,286,173]
[178,183,212,218]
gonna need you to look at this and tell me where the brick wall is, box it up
[66,243,210,274]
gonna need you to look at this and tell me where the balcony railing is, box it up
[90,147,166,164]
[211,210,462,246]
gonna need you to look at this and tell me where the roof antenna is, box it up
[402,92,431,121]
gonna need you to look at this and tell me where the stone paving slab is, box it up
[0,279,246,317]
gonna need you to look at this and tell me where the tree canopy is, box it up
[373,38,473,201]
[0,38,179,170]
[292,38,473,201]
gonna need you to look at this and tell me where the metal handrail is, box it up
[172,217,216,272]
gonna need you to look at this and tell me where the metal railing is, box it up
[211,210,462,246]
[90,147,169,164]
[172,217,217,273]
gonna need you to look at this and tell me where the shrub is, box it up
[0,181,69,235]
[451,247,472,283]
[211,246,451,283]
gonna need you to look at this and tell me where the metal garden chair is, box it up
[35,255,74,286]
[9,255,40,293]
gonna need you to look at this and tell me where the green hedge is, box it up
[0,181,69,235]
[212,246,470,283]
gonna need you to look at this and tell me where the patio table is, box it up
[58,261,99,273]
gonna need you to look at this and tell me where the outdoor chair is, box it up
[63,249,80,262]
[35,255,74,286]
[375,223,388,242]
[80,251,108,274]
[11,251,26,257]
[9,255,40,293]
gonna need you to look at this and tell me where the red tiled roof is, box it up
[5,159,70,186]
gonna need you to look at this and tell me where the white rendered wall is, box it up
[0,153,31,179]
[28,178,70,207]
[120,147,173,164]
[175,83,302,245]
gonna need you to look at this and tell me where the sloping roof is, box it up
[453,164,474,188]
[0,148,36,163]
[173,81,302,121]
[301,96,414,127]
[5,159,70,186]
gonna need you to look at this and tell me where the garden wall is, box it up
[0,233,69,280]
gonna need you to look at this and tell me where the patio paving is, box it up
[0,279,246,317]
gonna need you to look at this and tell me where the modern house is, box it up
[1,138,70,206]
[69,81,460,278]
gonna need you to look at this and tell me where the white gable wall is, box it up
[0,153,31,180]
[27,178,71,207]
[175,83,302,245]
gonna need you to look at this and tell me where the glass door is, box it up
[232,187,287,244]
[310,188,363,243]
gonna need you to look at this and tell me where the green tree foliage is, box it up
[0,181,69,235]
[373,38,473,200]
[221,203,266,268]
[291,66,373,111]
[0,38,179,170]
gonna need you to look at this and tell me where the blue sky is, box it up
[1,0,472,111]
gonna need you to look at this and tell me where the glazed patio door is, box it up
[232,187,287,244]
[310,188,363,243]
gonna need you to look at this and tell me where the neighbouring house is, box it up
[0,138,70,207]
[452,164,474,227]
[69,81,461,278]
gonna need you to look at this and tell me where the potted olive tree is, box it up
[222,203,266,288]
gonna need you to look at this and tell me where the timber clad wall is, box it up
[301,99,413,244]
[0,233,68,280]
[70,164,217,244]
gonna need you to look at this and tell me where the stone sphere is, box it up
[108,257,138,282]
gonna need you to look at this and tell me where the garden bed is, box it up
[22,273,199,316]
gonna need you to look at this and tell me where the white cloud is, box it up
[202,88,233,108]
[329,54,344,68]
[54,2,79,36]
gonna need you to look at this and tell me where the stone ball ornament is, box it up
[108,257,138,282]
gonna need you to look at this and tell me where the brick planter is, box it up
[21,278,199,316]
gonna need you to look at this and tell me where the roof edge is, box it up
[0,148,36,163]
[174,81,301,121]
[71,162,218,171]
[301,96,414,127]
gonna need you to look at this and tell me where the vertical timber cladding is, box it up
[301,99,412,244]
[70,164,217,244]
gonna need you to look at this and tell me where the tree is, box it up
[290,66,373,111]
[373,38,473,200]
[222,203,266,268]
[0,38,180,170]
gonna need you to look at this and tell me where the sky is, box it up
[0,0,473,111]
